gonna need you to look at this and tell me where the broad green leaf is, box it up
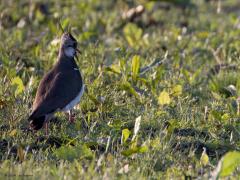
[121,147,138,156]
[121,145,148,157]
[122,128,131,143]
[200,147,209,166]
[219,151,240,177]
[11,77,25,96]
[172,84,182,96]
[111,64,121,74]
[131,55,140,82]
[36,9,45,21]
[158,91,171,105]
[138,145,148,153]
[105,65,121,74]
[221,113,230,121]
[121,81,140,100]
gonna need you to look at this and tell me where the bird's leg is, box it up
[68,110,75,123]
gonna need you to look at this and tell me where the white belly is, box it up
[62,84,85,112]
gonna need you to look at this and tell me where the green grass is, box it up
[1,0,240,179]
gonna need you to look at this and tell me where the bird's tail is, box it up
[29,114,45,130]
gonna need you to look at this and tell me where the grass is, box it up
[1,0,240,179]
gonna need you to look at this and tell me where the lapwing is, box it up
[29,32,84,135]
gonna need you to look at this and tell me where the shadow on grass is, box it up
[173,128,210,139]
[171,139,238,158]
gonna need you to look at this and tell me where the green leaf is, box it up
[105,65,121,74]
[87,94,101,105]
[62,18,70,31]
[172,84,182,96]
[158,91,171,105]
[54,145,93,162]
[119,58,126,72]
[131,55,140,82]
[221,113,230,121]
[121,145,148,157]
[165,119,178,139]
[210,110,222,121]
[108,119,123,130]
[121,81,140,100]
[122,128,131,144]
[11,77,25,96]
[219,151,240,177]
[36,9,45,21]
[9,129,18,137]
[182,69,190,82]
[200,147,209,166]
[138,145,148,153]
[111,64,121,74]
[121,147,138,156]
[123,23,142,49]
[191,66,202,84]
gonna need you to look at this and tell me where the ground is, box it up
[0,0,240,179]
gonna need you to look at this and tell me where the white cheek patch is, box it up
[64,47,75,57]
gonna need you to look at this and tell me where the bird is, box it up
[29,32,84,135]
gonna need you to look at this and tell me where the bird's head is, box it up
[60,32,80,58]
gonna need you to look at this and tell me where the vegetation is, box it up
[0,0,240,179]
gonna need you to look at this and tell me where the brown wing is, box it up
[31,70,82,118]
